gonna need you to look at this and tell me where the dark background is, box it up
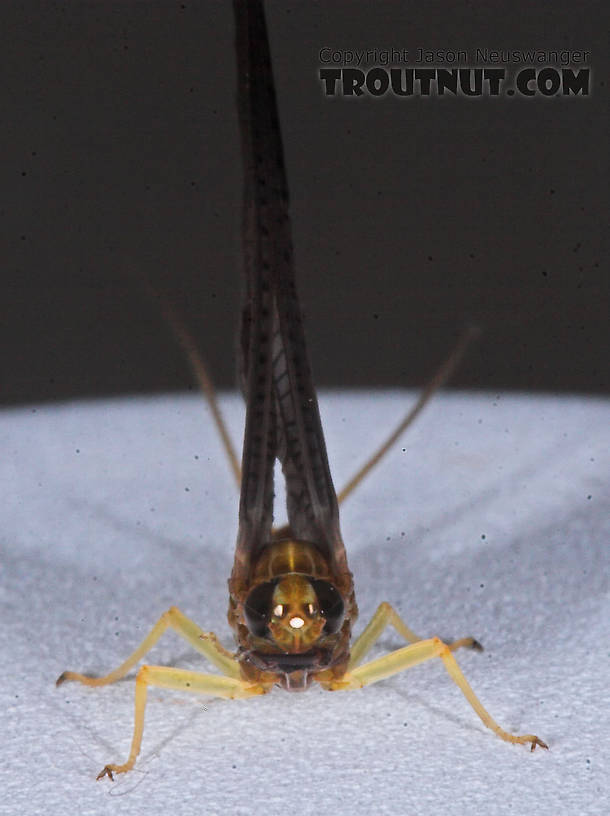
[2,0,607,406]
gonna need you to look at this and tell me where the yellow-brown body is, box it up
[54,1,548,782]
[229,537,357,691]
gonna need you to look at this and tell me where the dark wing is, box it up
[232,0,348,582]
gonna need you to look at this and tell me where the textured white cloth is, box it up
[1,391,608,815]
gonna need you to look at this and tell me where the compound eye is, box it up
[311,579,345,634]
[244,581,277,638]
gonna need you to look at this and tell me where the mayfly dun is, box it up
[57,0,547,779]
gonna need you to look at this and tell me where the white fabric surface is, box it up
[1,390,608,816]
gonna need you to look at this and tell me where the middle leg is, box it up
[57,606,241,688]
[349,602,482,669]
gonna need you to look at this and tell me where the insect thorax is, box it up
[228,539,354,691]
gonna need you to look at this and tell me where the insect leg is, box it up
[348,602,481,669]
[333,636,547,751]
[160,300,241,487]
[96,666,265,780]
[56,606,241,688]
[142,277,241,487]
[336,327,479,505]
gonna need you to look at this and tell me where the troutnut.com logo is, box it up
[318,48,592,98]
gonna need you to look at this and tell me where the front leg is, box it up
[97,665,266,779]
[56,607,261,777]
[334,636,547,751]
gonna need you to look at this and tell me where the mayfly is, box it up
[57,0,547,778]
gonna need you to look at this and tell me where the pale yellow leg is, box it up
[349,602,482,669]
[95,665,265,780]
[333,636,547,751]
[56,606,241,686]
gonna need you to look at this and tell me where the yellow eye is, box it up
[307,603,315,615]
[273,604,284,617]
